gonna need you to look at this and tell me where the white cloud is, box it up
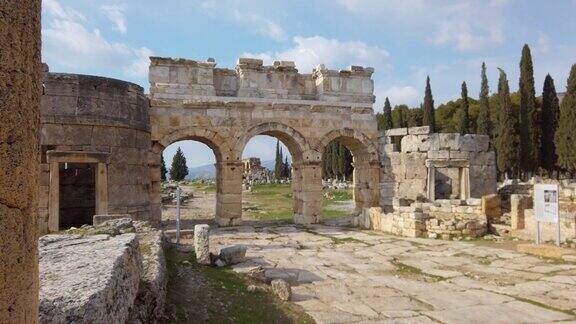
[377,86,420,108]
[336,0,511,52]
[43,0,86,21]
[42,0,151,78]
[243,36,390,73]
[101,5,127,34]
[196,1,286,41]
[535,31,550,54]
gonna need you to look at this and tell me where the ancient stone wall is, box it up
[38,71,151,234]
[380,128,497,207]
[0,0,42,322]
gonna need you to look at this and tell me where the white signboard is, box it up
[534,184,559,223]
[533,183,561,245]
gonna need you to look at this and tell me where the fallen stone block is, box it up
[93,214,132,226]
[39,234,141,324]
[217,245,247,265]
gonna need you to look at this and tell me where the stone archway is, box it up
[150,127,243,226]
[235,122,323,224]
[316,128,380,213]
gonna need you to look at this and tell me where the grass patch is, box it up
[390,258,445,282]
[300,227,372,246]
[504,293,576,316]
[164,246,315,323]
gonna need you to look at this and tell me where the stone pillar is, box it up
[426,164,436,201]
[194,224,211,265]
[215,161,243,226]
[148,145,164,224]
[460,167,471,200]
[95,163,109,215]
[510,194,527,230]
[0,0,41,322]
[48,162,60,232]
[293,161,323,224]
[352,160,381,213]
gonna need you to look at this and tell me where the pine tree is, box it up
[519,44,540,174]
[422,76,436,132]
[161,155,167,182]
[381,97,393,130]
[496,69,520,178]
[540,74,560,176]
[274,140,283,179]
[555,64,576,174]
[392,105,408,128]
[477,62,491,136]
[459,81,470,134]
[169,147,188,181]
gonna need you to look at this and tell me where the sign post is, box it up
[533,184,560,246]
[176,186,181,244]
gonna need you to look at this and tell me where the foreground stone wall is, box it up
[0,1,41,322]
[39,71,152,234]
[148,57,380,225]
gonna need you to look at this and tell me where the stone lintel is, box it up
[46,150,111,164]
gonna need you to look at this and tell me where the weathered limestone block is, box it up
[482,194,501,222]
[39,234,141,324]
[408,126,430,135]
[510,194,531,230]
[194,224,211,265]
[384,128,408,137]
[401,135,430,153]
[217,245,247,265]
[271,279,292,301]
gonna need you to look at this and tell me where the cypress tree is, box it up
[422,76,436,132]
[274,141,283,179]
[477,62,491,136]
[555,64,576,174]
[540,74,560,176]
[169,147,188,181]
[337,143,346,179]
[496,69,520,178]
[459,81,470,134]
[283,156,290,178]
[161,155,167,182]
[322,144,332,179]
[519,44,540,174]
[331,142,340,180]
[382,97,393,130]
[392,105,408,128]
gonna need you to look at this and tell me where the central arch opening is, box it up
[241,135,295,223]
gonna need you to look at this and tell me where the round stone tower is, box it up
[38,69,152,234]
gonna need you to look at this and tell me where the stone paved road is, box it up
[209,224,576,324]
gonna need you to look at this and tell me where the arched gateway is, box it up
[148,57,380,225]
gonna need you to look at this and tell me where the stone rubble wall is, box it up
[355,197,488,239]
[0,0,42,321]
[149,57,375,104]
[38,71,152,234]
[379,130,497,206]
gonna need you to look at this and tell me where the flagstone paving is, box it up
[209,224,576,323]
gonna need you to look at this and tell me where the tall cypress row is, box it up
[422,76,436,132]
[477,62,491,136]
[459,81,470,134]
[519,44,540,174]
[274,140,283,179]
[540,74,560,176]
[161,155,167,182]
[555,64,576,174]
[382,97,393,130]
[496,69,521,178]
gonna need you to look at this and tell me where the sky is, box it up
[42,0,576,168]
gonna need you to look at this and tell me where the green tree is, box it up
[161,155,167,182]
[422,76,436,132]
[459,81,470,134]
[477,62,491,136]
[378,97,394,130]
[392,105,409,128]
[274,140,283,179]
[496,69,520,178]
[169,147,188,181]
[282,156,291,179]
[540,74,560,176]
[519,44,540,174]
[555,64,576,174]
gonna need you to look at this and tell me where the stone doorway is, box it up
[59,163,96,229]
[426,159,470,201]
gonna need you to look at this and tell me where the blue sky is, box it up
[42,0,576,168]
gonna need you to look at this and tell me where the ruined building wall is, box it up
[38,71,152,234]
[0,0,42,322]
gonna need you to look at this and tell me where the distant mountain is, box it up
[186,159,275,179]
